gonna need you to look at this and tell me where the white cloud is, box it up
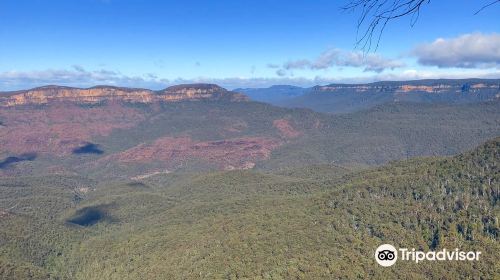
[368,69,500,82]
[1,67,498,92]
[413,33,500,68]
[0,66,170,90]
[277,48,404,74]
[166,69,500,89]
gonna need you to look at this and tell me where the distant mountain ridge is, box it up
[314,78,499,93]
[0,84,248,106]
[3,79,498,109]
[234,85,308,103]
[280,78,500,113]
[0,80,499,179]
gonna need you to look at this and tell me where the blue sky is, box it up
[0,0,499,90]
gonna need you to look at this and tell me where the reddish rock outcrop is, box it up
[0,84,248,106]
[273,119,302,138]
[100,136,282,170]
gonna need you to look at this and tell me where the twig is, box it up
[474,0,500,15]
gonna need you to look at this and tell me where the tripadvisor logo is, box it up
[375,244,397,267]
[375,244,481,267]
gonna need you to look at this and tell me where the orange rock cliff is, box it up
[0,84,248,106]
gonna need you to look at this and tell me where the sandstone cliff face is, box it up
[0,84,248,106]
[158,84,248,102]
[314,81,499,94]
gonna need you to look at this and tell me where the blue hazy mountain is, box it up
[235,85,308,103]
[240,79,500,114]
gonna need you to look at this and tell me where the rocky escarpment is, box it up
[0,84,248,106]
[314,79,500,94]
[158,84,248,102]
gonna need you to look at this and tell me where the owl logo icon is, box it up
[375,244,397,267]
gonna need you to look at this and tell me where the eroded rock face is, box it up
[157,84,248,102]
[0,86,153,106]
[273,119,302,138]
[99,136,282,170]
[314,81,499,93]
[0,84,248,106]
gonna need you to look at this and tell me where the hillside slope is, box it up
[1,84,499,179]
[0,138,498,279]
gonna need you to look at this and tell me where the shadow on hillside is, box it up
[72,143,104,155]
[66,205,114,227]
[0,153,37,169]
[126,181,150,188]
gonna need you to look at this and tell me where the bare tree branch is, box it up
[343,0,430,52]
[474,0,500,15]
[344,0,499,53]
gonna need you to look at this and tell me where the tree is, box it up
[343,0,500,52]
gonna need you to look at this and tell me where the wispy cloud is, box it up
[0,66,169,91]
[365,69,500,83]
[1,67,499,91]
[413,33,500,68]
[170,69,500,89]
[274,48,404,75]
